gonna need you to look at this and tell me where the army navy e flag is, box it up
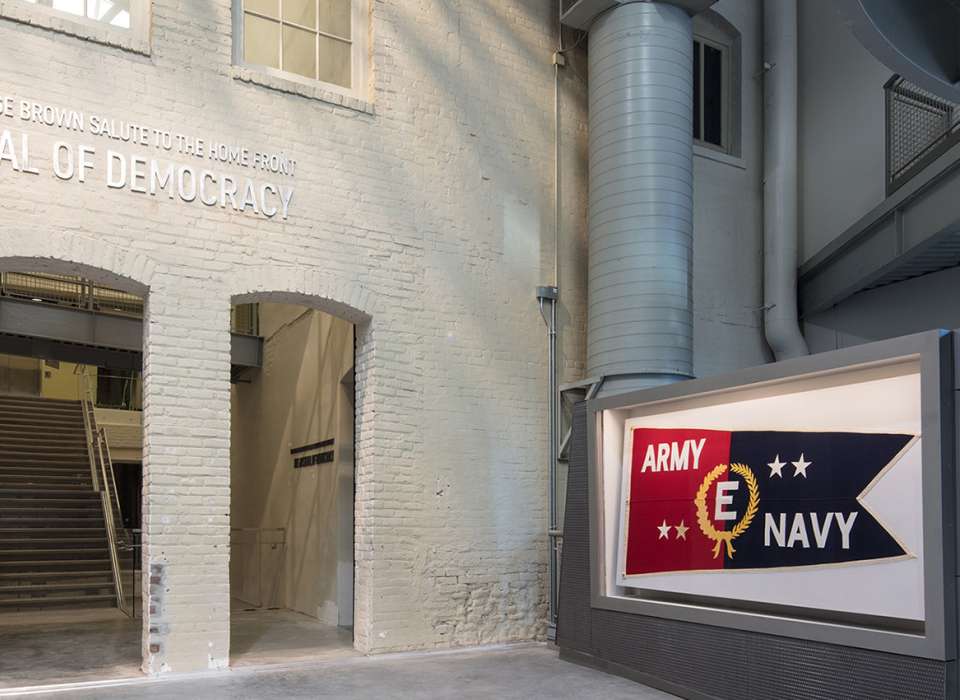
[619,427,916,577]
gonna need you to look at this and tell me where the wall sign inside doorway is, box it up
[291,439,334,469]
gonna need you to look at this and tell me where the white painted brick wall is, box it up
[0,0,590,675]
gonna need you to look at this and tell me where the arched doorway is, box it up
[228,291,362,666]
[0,260,147,689]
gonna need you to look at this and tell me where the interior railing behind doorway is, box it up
[79,368,131,617]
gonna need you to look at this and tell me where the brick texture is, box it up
[0,0,590,675]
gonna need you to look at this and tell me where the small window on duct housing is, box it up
[693,11,741,157]
[237,0,368,98]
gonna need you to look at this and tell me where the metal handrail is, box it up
[79,368,129,616]
[79,388,100,492]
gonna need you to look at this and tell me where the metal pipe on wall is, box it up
[762,0,808,360]
[587,2,695,396]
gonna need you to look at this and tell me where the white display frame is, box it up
[584,330,956,660]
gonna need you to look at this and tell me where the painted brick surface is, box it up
[0,0,590,676]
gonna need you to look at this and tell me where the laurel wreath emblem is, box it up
[694,463,760,559]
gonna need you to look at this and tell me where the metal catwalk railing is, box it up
[0,271,143,316]
[0,271,260,335]
[80,368,130,616]
[885,75,960,195]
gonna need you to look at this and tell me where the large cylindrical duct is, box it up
[587,2,694,396]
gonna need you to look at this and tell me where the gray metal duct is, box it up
[836,0,960,103]
[587,2,695,395]
[762,0,808,360]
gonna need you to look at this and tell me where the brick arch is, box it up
[229,264,379,654]
[231,266,376,324]
[0,229,156,295]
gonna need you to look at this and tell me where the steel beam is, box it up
[0,297,262,370]
[799,140,960,317]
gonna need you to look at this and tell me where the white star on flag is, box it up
[792,453,812,478]
[657,519,671,540]
[767,454,786,478]
[674,520,689,540]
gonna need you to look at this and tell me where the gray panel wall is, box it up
[804,266,960,353]
[692,0,770,376]
[558,403,952,700]
[797,0,890,262]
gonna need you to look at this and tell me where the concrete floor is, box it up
[230,605,356,667]
[0,607,140,689]
[13,646,677,699]
[0,605,356,690]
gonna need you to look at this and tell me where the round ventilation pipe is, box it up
[587,2,695,396]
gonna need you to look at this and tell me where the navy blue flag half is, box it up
[623,428,914,576]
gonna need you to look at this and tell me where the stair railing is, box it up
[79,369,130,616]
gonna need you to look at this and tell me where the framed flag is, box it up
[585,330,955,660]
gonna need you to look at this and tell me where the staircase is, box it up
[0,395,116,610]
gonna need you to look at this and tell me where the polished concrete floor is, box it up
[0,604,355,690]
[0,607,139,689]
[230,605,356,667]
[15,646,677,699]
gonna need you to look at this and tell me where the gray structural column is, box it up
[587,2,695,396]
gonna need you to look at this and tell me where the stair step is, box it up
[0,464,91,474]
[0,398,81,410]
[0,424,85,434]
[0,482,94,492]
[0,570,112,581]
[0,395,81,408]
[0,459,89,469]
[0,550,110,562]
[0,442,87,452]
[0,454,89,463]
[0,497,101,508]
[0,410,83,419]
[0,474,93,489]
[0,538,106,549]
[0,417,84,427]
[0,580,114,596]
[0,559,110,571]
[0,515,104,526]
[0,517,105,527]
[0,488,96,499]
[0,481,92,490]
[0,463,90,474]
[0,412,81,425]
[0,527,105,537]
[0,593,115,608]
[0,432,87,443]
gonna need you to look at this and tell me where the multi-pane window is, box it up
[22,0,130,28]
[693,38,727,151]
[242,0,355,90]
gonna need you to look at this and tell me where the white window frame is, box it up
[693,35,731,154]
[232,0,369,102]
[0,0,150,54]
[692,11,741,158]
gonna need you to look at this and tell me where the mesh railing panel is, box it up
[0,271,143,316]
[887,76,960,192]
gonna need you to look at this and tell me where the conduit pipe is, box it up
[587,3,695,396]
[762,0,808,360]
